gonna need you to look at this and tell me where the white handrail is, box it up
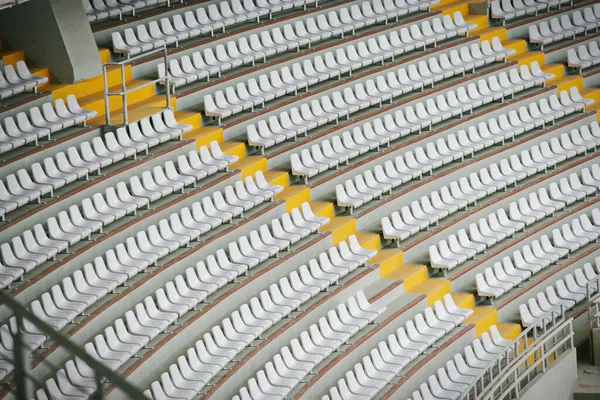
[585,274,600,365]
[458,302,573,400]
[102,45,171,127]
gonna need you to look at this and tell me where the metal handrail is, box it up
[585,274,600,365]
[102,45,170,127]
[0,290,147,399]
[458,302,573,400]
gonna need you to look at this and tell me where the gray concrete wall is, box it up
[520,348,577,400]
[0,0,101,83]
[595,328,600,367]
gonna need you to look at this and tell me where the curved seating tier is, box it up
[204,12,475,124]
[112,0,338,56]
[291,63,544,182]
[567,38,600,73]
[232,291,385,400]
[0,95,96,155]
[491,0,572,23]
[135,234,373,400]
[0,138,235,290]
[428,163,599,271]
[405,326,510,400]
[321,294,473,400]
[529,5,600,49]
[0,109,190,222]
[477,207,600,299]
[336,90,583,214]
[0,61,48,102]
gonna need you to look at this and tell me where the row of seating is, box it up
[36,204,329,398]
[519,258,600,327]
[476,208,600,299]
[335,90,584,213]
[567,39,600,73]
[203,13,475,124]
[163,10,471,91]
[81,0,143,22]
[321,295,473,400]
[407,326,511,400]
[529,6,600,49]
[158,0,445,88]
[0,109,190,221]
[428,165,599,271]
[490,0,574,23]
[0,95,96,154]
[234,291,386,400]
[141,238,373,400]
[0,141,238,290]
[0,171,284,382]
[0,61,48,101]
[290,64,546,183]
[383,130,597,244]
[249,39,513,153]
[112,0,328,56]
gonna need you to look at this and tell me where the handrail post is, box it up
[164,45,171,110]
[121,64,128,126]
[13,315,30,400]
[103,65,110,126]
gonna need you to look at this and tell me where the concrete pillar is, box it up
[0,0,102,83]
[594,328,600,367]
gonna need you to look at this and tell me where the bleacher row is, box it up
[334,89,587,213]
[476,208,600,299]
[529,5,600,48]
[405,326,511,400]
[35,226,380,399]
[0,61,48,102]
[428,163,599,270]
[112,0,330,56]
[567,38,600,72]
[0,137,242,289]
[204,12,477,124]
[4,0,600,396]
[492,0,584,23]
[249,37,512,152]
[519,257,599,327]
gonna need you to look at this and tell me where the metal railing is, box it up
[459,304,574,400]
[102,45,171,128]
[586,274,600,365]
[0,291,147,399]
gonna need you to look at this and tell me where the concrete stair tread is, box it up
[262,170,289,187]
[47,64,133,101]
[495,323,521,340]
[319,216,356,244]
[407,278,450,305]
[274,185,310,212]
[542,63,565,79]
[229,156,266,178]
[579,88,600,103]
[174,111,201,130]
[381,262,427,291]
[308,201,334,218]
[183,126,224,149]
[0,50,24,67]
[471,27,506,41]
[451,292,475,309]
[354,232,380,251]
[219,141,246,159]
[464,307,498,337]
[506,51,545,66]
[546,75,583,92]
[501,39,527,55]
